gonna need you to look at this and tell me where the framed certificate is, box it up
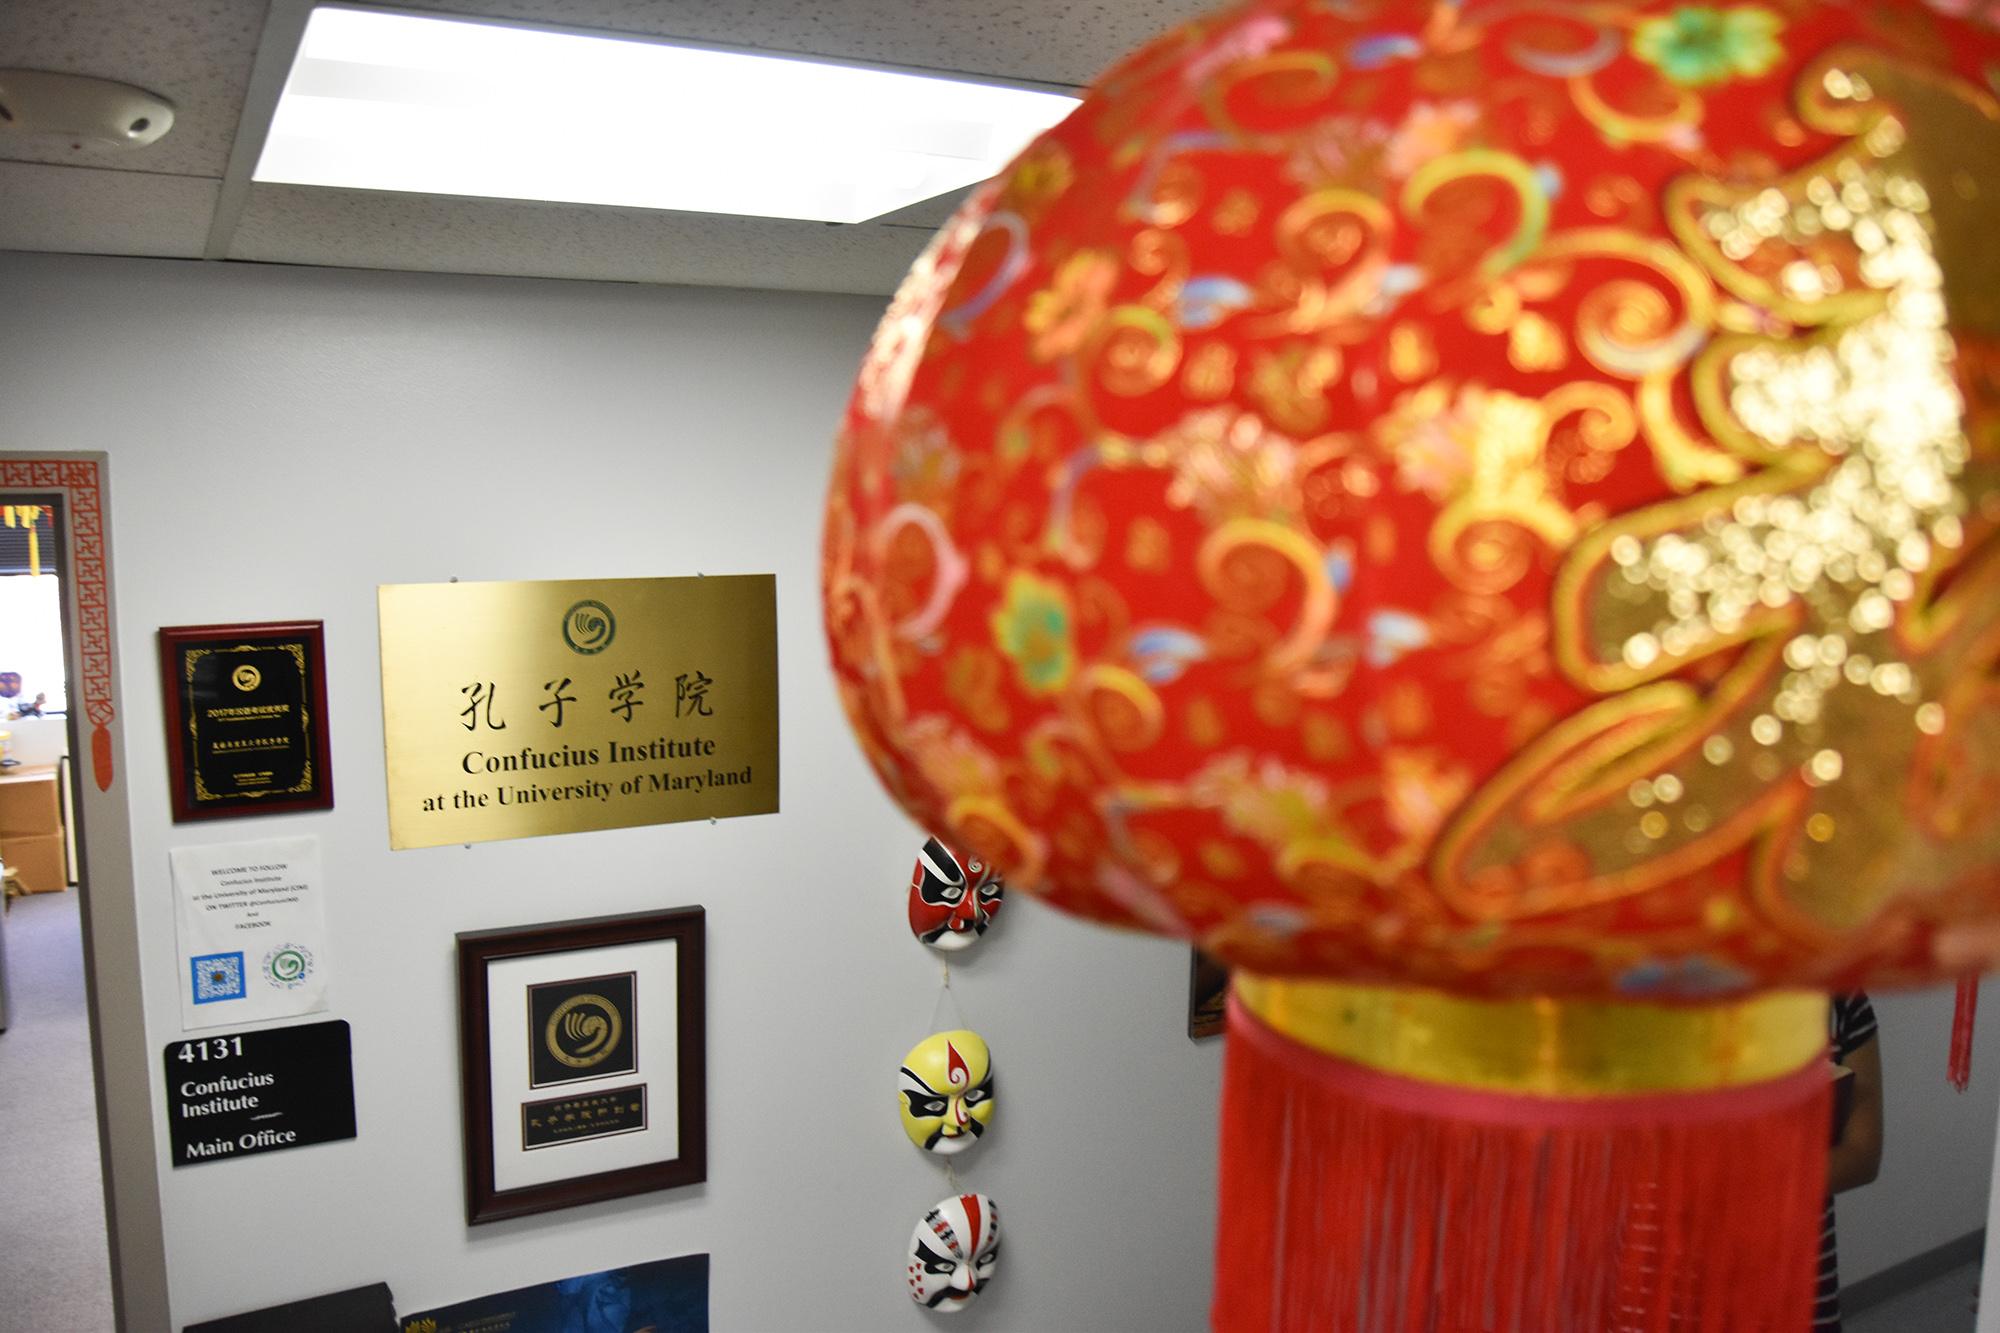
[159,621,333,822]
[455,908,706,1224]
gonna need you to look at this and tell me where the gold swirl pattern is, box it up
[1402,149,1549,279]
[1197,519,1337,672]
[1086,306,1183,397]
[1200,51,1340,142]
[1264,189,1394,333]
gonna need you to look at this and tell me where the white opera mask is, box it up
[905,1192,1001,1311]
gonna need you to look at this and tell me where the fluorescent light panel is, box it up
[255,6,1081,224]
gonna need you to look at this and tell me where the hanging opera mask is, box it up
[898,1029,995,1154]
[905,1192,1001,1311]
[907,836,1004,951]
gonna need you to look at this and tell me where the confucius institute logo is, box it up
[231,663,262,692]
[262,943,313,990]
[563,600,615,655]
[546,993,622,1068]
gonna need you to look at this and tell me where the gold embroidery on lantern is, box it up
[1387,323,1438,381]
[1566,70,1702,145]
[1247,342,1341,434]
[1434,49,2000,947]
[1464,284,1522,337]
[1428,384,1577,589]
[1125,516,1172,572]
[1402,150,1550,281]
[1266,189,1392,334]
[943,648,1012,735]
[1196,51,1338,142]
[1157,409,1304,522]
[1184,696,1226,748]
[1145,160,1204,229]
[1087,306,1183,396]
[1509,312,1570,371]
[1189,752,1380,886]
[1214,188,1262,236]
[1301,711,1351,762]
[1197,520,1338,673]
[1025,251,1120,362]
[1182,343,1238,400]
[1130,229,1190,311]
[1584,173,1653,225]
[1200,839,1249,880]
[999,141,1076,220]
[1073,665,1167,754]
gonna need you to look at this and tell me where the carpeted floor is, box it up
[1848,1262,1978,1332]
[0,890,116,1332]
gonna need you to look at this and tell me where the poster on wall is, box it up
[400,1254,709,1333]
[377,575,777,850]
[186,1282,395,1332]
[158,621,333,822]
[172,835,330,1030]
[456,908,706,1224]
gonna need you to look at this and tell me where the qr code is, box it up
[191,952,246,1005]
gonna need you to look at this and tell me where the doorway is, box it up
[0,493,112,1329]
[0,456,161,1332]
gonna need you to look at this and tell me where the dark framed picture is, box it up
[1188,947,1228,1041]
[456,908,706,1225]
[158,620,333,822]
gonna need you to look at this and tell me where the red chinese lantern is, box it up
[822,1,2000,1326]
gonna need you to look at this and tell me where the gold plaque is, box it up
[379,576,778,850]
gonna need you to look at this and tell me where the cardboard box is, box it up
[4,831,65,893]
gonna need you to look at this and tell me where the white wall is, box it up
[0,253,1225,1332]
[1839,985,2000,1283]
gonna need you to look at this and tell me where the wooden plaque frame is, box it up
[456,907,707,1225]
[158,620,333,822]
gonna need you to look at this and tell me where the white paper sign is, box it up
[172,836,329,1031]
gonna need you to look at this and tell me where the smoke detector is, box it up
[0,70,174,150]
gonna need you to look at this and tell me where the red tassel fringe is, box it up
[1951,976,1978,1093]
[1215,996,1830,1333]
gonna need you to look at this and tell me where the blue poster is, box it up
[401,1254,708,1333]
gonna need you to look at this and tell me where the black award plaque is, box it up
[159,620,333,822]
[527,971,637,1088]
[522,1084,649,1150]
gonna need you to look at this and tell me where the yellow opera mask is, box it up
[898,1029,995,1155]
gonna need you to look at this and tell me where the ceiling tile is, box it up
[414,0,1216,87]
[1,0,1222,288]
[0,0,268,178]
[229,184,935,295]
[0,161,217,257]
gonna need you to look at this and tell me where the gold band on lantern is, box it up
[1233,976,1825,1096]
